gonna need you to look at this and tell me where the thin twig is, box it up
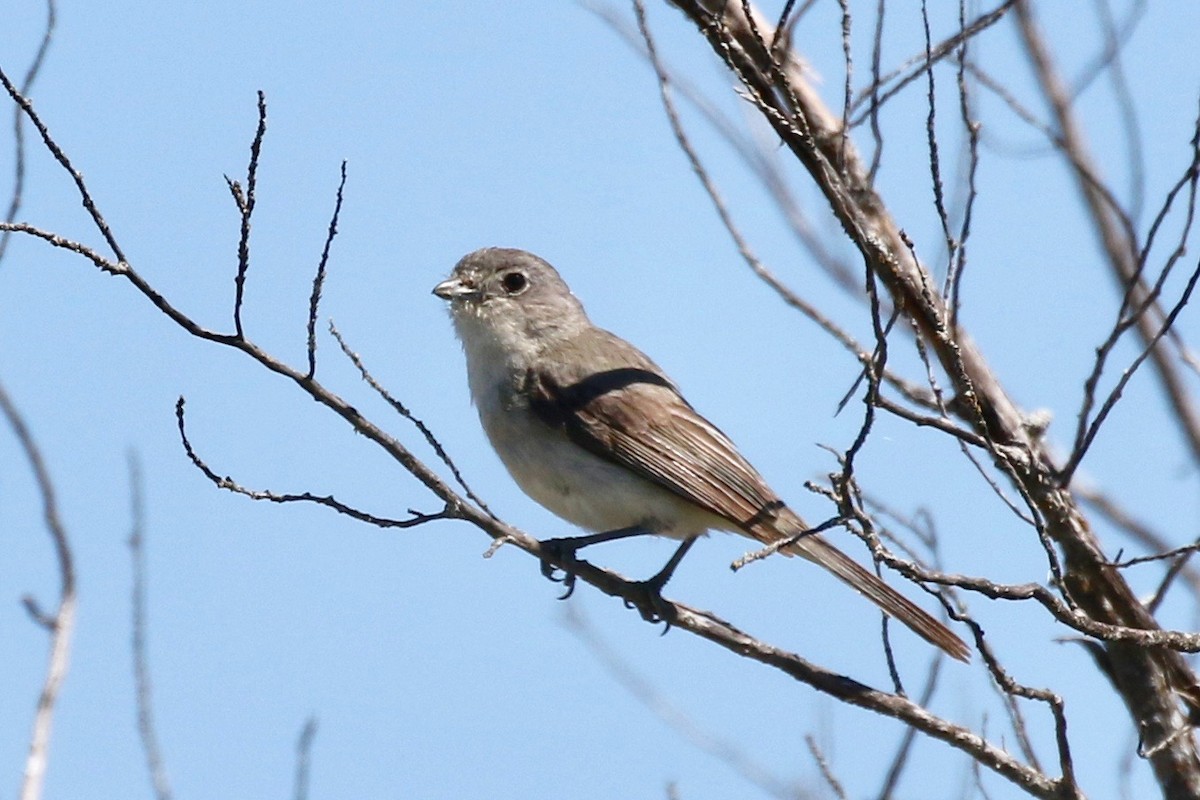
[849,0,1019,125]
[306,160,347,379]
[876,655,943,799]
[0,0,56,264]
[564,606,798,799]
[835,206,891,495]
[806,735,848,800]
[887,552,1200,650]
[627,0,938,414]
[920,0,956,267]
[947,0,981,330]
[232,91,267,340]
[837,0,853,173]
[176,397,447,528]
[589,2,858,295]
[128,452,173,800]
[293,717,318,800]
[1065,256,1200,483]
[866,0,886,183]
[1111,542,1200,570]
[770,0,804,54]
[328,321,495,518]
[974,618,1080,791]
[0,61,124,263]
[1013,4,1200,478]
[2,380,77,800]
[730,516,841,571]
[1089,0,1147,222]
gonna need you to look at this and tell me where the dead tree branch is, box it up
[658,0,1199,792]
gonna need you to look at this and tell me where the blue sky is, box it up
[3,2,1199,798]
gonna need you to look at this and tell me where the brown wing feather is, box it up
[526,360,785,535]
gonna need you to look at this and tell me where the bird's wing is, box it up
[524,357,788,539]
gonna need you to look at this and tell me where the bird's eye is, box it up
[501,271,528,294]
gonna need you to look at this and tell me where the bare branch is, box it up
[175,397,446,528]
[947,0,982,331]
[969,617,1076,790]
[1066,255,1200,483]
[849,0,1020,126]
[633,0,945,438]
[1012,4,1200,476]
[1089,0,1147,222]
[564,606,800,799]
[854,519,1200,653]
[128,453,173,800]
[919,0,957,267]
[293,717,318,800]
[874,393,987,448]
[231,91,267,340]
[875,655,944,799]
[865,0,886,183]
[806,735,848,800]
[590,2,859,294]
[1,380,77,800]
[660,3,1200,789]
[0,0,56,264]
[328,321,494,518]
[1112,543,1200,571]
[0,61,124,263]
[836,0,853,174]
[668,620,1059,800]
[21,595,56,630]
[769,0,806,54]
[306,160,348,380]
[1074,482,1200,602]
[730,516,842,571]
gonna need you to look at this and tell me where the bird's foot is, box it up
[537,527,653,600]
[622,573,678,633]
[623,536,696,632]
[537,536,586,599]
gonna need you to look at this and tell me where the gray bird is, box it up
[434,247,968,662]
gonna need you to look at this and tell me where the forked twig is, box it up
[1,380,76,800]
[175,397,449,528]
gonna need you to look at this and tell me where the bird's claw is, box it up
[622,578,677,633]
[538,537,582,599]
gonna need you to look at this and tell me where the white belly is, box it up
[473,373,722,539]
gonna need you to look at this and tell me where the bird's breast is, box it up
[473,374,718,539]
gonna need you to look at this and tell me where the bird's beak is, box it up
[432,277,477,301]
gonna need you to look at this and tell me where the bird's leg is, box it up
[624,536,698,629]
[538,526,654,598]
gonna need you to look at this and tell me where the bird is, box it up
[433,247,969,662]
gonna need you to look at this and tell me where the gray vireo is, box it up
[434,247,968,662]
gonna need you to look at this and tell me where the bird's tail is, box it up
[781,528,970,662]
